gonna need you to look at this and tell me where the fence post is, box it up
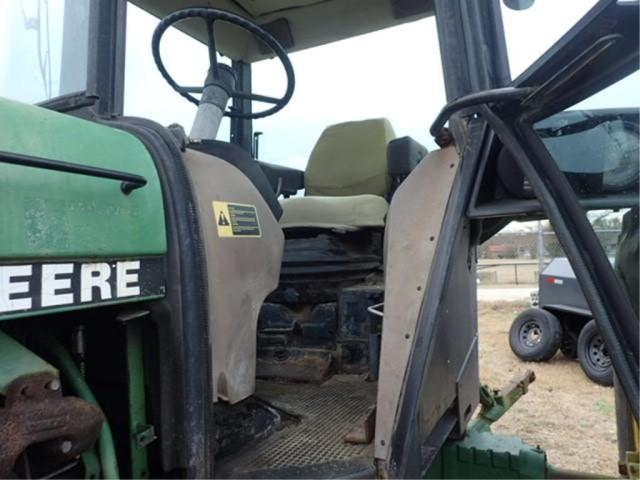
[537,220,544,275]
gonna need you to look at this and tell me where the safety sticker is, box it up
[212,201,262,238]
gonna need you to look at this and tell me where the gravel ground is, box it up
[478,300,619,477]
[478,286,535,302]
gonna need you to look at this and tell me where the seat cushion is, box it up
[304,118,396,197]
[280,194,389,229]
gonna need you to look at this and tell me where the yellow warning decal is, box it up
[212,201,262,238]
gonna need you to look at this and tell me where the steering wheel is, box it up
[151,8,295,119]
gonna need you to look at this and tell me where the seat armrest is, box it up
[387,136,428,197]
[258,161,305,198]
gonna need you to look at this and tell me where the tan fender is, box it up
[374,147,460,461]
[183,149,284,404]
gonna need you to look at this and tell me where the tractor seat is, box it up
[279,194,388,229]
[280,118,397,230]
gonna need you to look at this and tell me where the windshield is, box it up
[0,0,91,104]
[251,17,442,170]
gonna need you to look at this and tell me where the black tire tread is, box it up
[509,308,562,362]
[577,320,613,387]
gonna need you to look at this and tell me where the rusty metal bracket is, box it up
[0,372,104,477]
[469,370,536,433]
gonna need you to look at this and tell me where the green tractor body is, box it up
[0,98,166,320]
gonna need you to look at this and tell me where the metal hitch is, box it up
[0,372,104,477]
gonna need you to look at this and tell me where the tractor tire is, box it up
[509,308,562,362]
[577,320,613,387]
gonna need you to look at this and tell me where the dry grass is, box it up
[478,300,618,476]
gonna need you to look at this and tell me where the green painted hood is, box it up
[0,97,166,259]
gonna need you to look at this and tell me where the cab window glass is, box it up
[481,209,628,287]
[534,71,639,315]
[534,72,639,201]
[0,0,90,104]
[123,2,230,138]
[500,0,598,78]
[251,17,443,170]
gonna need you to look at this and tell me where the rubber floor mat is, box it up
[218,375,377,478]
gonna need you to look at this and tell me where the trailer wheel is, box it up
[509,308,562,361]
[577,320,613,386]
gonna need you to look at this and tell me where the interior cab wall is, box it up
[181,148,284,404]
[375,146,479,473]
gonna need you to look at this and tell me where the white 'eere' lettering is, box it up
[0,265,32,313]
[80,263,112,302]
[117,261,141,298]
[0,260,148,315]
[41,263,74,307]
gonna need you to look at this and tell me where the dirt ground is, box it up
[478,300,619,476]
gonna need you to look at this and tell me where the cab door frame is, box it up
[385,1,511,476]
[480,0,639,413]
[480,0,639,418]
[389,0,638,477]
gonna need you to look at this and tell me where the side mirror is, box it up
[503,0,535,10]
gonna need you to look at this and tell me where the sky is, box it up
[126,0,603,170]
[122,0,637,170]
[1,0,638,175]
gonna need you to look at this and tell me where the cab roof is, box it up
[131,0,434,63]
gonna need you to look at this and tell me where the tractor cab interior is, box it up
[130,1,433,477]
[133,2,640,474]
[1,0,638,478]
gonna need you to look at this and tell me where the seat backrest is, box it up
[304,118,396,197]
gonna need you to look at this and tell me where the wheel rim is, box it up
[519,320,543,348]
[587,334,611,370]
